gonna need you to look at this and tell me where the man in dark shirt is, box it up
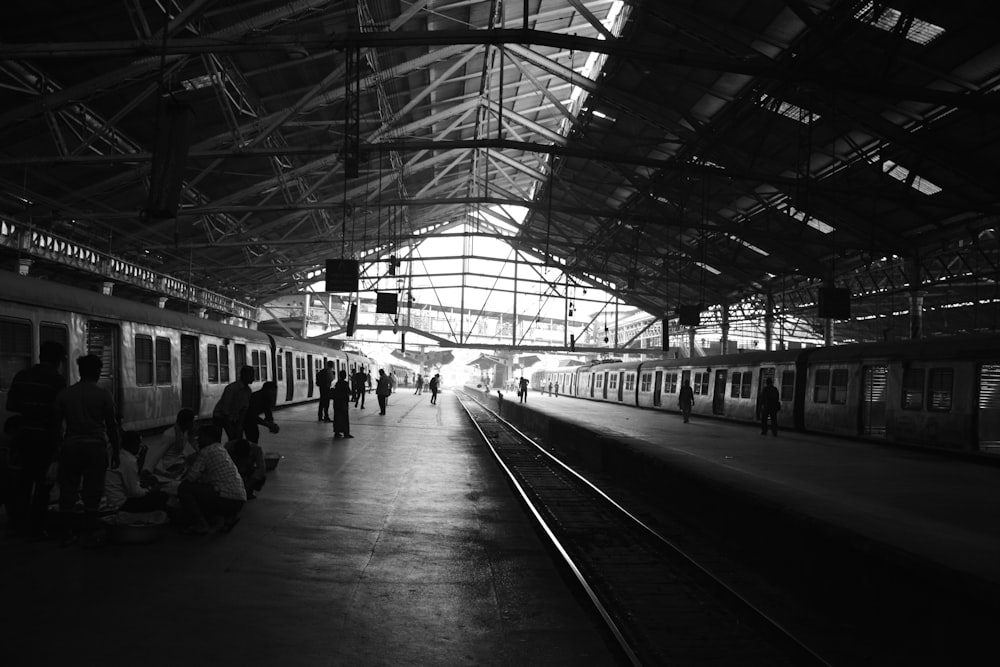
[352,368,369,409]
[759,377,781,436]
[5,341,66,539]
[316,361,334,422]
[54,353,120,544]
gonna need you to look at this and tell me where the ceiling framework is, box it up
[1,0,999,343]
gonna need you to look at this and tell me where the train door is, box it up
[180,335,200,411]
[86,321,120,414]
[285,352,294,401]
[602,371,608,399]
[977,363,1000,453]
[861,364,888,437]
[234,344,247,374]
[712,369,727,415]
[617,371,624,402]
[653,371,663,406]
[307,354,314,397]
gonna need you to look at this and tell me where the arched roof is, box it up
[1,1,998,343]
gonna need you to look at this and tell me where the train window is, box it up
[930,368,954,412]
[640,372,652,392]
[730,372,742,398]
[624,373,634,392]
[0,317,32,391]
[596,374,604,389]
[220,346,230,383]
[741,372,752,398]
[780,371,795,401]
[831,369,849,404]
[814,369,831,403]
[608,373,618,391]
[694,371,709,395]
[666,373,678,394]
[276,353,284,382]
[207,345,220,383]
[251,350,268,382]
[902,368,925,410]
[134,335,154,386]
[295,356,306,380]
[156,337,171,385]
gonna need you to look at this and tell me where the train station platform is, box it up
[3,390,619,667]
[475,385,1000,660]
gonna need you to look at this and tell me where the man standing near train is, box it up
[759,377,781,436]
[316,361,334,422]
[213,366,256,441]
[5,340,66,540]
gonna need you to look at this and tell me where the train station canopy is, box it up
[1,1,999,344]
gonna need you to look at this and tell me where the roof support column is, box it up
[764,290,775,351]
[907,254,925,340]
[720,302,730,354]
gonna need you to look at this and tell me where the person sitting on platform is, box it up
[141,408,197,480]
[103,431,168,513]
[224,438,266,500]
[177,423,246,535]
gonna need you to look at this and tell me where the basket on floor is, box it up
[264,452,283,471]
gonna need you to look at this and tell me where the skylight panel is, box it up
[883,160,942,195]
[695,261,722,275]
[725,233,769,256]
[787,203,836,234]
[854,2,945,45]
[758,94,821,123]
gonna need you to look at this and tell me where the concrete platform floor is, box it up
[3,390,619,667]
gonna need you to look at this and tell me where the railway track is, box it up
[457,389,832,667]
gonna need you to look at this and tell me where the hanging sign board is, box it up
[325,259,359,292]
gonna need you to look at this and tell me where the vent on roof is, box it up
[854,2,945,45]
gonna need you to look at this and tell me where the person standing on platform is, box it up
[414,374,424,395]
[53,353,120,545]
[332,370,354,438]
[375,369,392,415]
[316,361,334,422]
[518,376,528,403]
[5,340,66,539]
[352,368,368,409]
[759,377,781,436]
[213,366,255,441]
[428,373,440,405]
[678,379,694,423]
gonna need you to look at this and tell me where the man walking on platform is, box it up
[678,379,694,423]
[518,376,528,403]
[352,368,369,409]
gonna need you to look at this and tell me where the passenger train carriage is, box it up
[531,336,1000,455]
[0,274,374,432]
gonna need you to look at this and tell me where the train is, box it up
[530,336,1000,456]
[0,273,375,432]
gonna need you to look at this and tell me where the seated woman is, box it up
[142,408,197,480]
[224,438,266,499]
[104,431,168,513]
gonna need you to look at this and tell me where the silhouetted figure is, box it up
[213,366,255,441]
[518,376,528,403]
[759,377,781,436]
[429,374,440,405]
[376,370,392,415]
[332,370,353,438]
[678,379,694,423]
[5,340,66,539]
[316,361,334,422]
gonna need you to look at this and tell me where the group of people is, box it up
[676,376,781,434]
[314,366,442,433]
[1,342,282,545]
